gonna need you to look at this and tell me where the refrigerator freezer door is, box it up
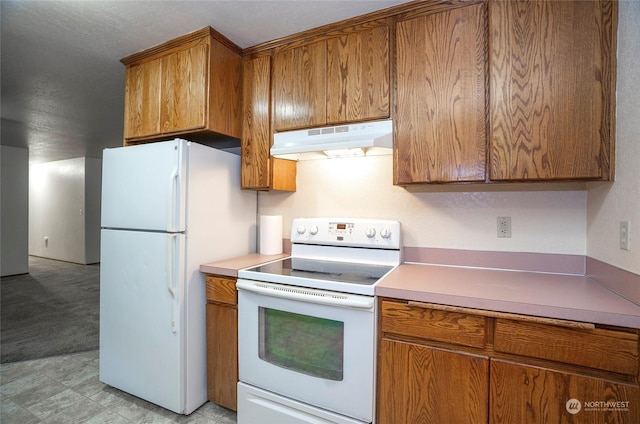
[99,229,186,413]
[101,139,187,232]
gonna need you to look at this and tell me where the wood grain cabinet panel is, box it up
[489,0,616,181]
[206,302,238,411]
[123,58,162,139]
[395,2,487,184]
[242,55,271,190]
[160,43,208,134]
[205,274,239,411]
[378,338,489,424]
[241,55,296,191]
[494,318,639,376]
[378,298,640,424]
[273,41,327,131]
[205,275,237,304]
[121,27,242,145]
[491,360,640,424]
[273,24,390,132]
[380,299,488,349]
[326,25,390,124]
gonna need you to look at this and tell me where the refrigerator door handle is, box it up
[169,168,180,232]
[167,234,179,333]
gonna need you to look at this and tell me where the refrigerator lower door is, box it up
[100,229,186,413]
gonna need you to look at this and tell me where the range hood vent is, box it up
[271,119,393,160]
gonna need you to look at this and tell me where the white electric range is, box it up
[237,217,401,424]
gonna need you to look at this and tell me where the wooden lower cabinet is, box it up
[377,298,640,424]
[378,339,489,423]
[205,275,238,411]
[491,360,639,424]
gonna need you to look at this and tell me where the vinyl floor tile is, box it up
[0,350,237,424]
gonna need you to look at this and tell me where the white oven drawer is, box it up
[238,383,366,424]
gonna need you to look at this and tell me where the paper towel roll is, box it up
[259,215,283,255]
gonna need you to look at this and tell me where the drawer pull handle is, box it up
[407,301,595,330]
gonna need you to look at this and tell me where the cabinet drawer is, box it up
[205,275,237,305]
[494,319,639,376]
[380,300,488,349]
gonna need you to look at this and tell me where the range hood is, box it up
[271,119,393,160]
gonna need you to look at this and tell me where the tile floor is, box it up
[0,350,237,423]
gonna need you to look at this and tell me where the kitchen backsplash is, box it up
[258,155,587,256]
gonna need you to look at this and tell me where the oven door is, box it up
[237,279,376,423]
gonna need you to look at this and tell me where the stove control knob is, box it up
[365,227,376,238]
[380,228,392,239]
[309,225,319,235]
[296,225,306,235]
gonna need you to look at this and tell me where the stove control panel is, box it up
[291,218,401,249]
[329,222,354,235]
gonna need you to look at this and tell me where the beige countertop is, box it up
[377,263,640,329]
[201,254,640,329]
[199,253,289,277]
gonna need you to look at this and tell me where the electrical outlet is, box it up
[497,217,511,238]
[620,221,630,251]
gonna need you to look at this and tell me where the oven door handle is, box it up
[236,279,374,310]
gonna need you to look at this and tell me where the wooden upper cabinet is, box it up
[160,43,208,134]
[242,55,271,190]
[273,41,327,131]
[489,0,617,181]
[124,57,162,139]
[241,55,296,191]
[273,24,390,132]
[121,27,242,144]
[394,3,488,184]
[326,25,390,125]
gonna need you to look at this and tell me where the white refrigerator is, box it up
[99,139,257,414]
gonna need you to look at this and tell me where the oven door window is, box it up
[258,307,344,381]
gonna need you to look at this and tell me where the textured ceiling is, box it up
[1,0,409,163]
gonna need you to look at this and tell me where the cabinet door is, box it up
[209,37,242,139]
[326,25,390,124]
[490,360,640,424]
[242,56,297,191]
[489,0,615,181]
[273,41,327,131]
[206,302,238,411]
[123,58,162,140]
[378,338,489,424]
[161,43,208,134]
[395,3,487,184]
[242,55,272,190]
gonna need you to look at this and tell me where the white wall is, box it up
[1,146,30,276]
[587,1,640,275]
[29,157,101,264]
[85,157,102,263]
[259,157,587,255]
